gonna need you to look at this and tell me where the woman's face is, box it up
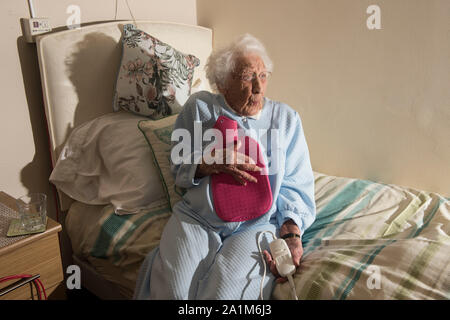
[220,53,268,117]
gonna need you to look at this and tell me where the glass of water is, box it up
[16,193,47,232]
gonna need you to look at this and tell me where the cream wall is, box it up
[0,0,197,221]
[197,0,450,196]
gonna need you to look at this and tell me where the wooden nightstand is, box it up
[0,191,64,300]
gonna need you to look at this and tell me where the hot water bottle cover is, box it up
[211,116,273,222]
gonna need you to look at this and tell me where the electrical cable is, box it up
[34,278,42,300]
[26,277,40,300]
[257,230,276,300]
[0,274,33,283]
[0,274,46,300]
[29,282,34,300]
[287,274,298,300]
[36,278,47,300]
[27,0,36,18]
[125,0,137,27]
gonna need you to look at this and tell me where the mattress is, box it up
[65,201,172,297]
[65,172,450,300]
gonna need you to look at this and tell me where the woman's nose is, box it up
[252,77,262,93]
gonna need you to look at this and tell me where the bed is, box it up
[37,21,450,300]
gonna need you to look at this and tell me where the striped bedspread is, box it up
[273,172,449,300]
[66,172,449,300]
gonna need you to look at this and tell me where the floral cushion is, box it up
[113,24,200,119]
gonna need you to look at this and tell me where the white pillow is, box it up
[50,111,167,215]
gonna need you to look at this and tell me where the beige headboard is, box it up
[36,20,213,211]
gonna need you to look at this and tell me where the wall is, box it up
[197,0,450,196]
[0,0,197,222]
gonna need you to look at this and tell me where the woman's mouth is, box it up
[248,96,261,106]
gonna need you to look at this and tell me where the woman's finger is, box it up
[235,163,261,172]
[263,250,288,283]
[263,250,276,273]
[238,170,258,184]
[263,250,272,264]
[263,251,280,277]
[221,165,257,184]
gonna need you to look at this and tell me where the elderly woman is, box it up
[134,34,316,300]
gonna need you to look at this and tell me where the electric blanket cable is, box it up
[287,274,299,300]
[257,230,277,300]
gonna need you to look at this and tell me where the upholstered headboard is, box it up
[36,21,213,211]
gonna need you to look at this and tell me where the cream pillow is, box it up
[50,112,167,215]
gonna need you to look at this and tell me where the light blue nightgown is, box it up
[134,91,316,300]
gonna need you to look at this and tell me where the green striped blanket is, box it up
[274,172,449,300]
[66,172,449,299]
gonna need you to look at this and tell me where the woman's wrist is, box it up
[281,233,301,240]
[280,219,301,238]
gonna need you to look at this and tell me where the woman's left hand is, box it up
[284,237,303,268]
[263,220,303,283]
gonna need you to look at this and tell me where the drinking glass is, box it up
[16,193,47,232]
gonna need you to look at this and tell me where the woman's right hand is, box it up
[194,140,261,185]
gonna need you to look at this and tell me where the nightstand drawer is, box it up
[0,232,63,299]
[0,191,63,300]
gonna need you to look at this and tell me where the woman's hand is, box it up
[195,140,261,185]
[263,220,303,283]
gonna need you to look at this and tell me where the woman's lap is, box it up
[196,222,277,299]
[139,208,277,299]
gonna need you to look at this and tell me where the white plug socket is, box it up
[21,18,52,43]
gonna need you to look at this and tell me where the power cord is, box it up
[257,231,299,300]
[0,274,47,300]
[257,230,276,300]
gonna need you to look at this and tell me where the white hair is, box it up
[205,34,273,92]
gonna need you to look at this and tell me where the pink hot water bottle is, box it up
[211,116,273,222]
